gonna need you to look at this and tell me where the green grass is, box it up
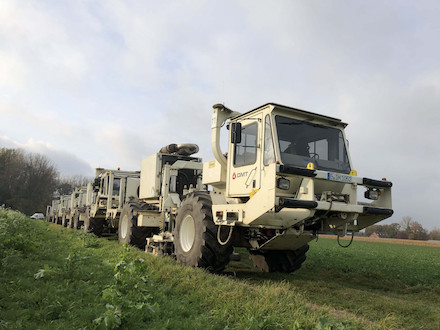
[1,208,439,329]
[227,239,440,329]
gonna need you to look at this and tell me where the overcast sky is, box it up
[1,1,439,229]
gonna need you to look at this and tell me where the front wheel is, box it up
[73,213,80,230]
[118,203,153,249]
[62,215,68,227]
[84,208,103,236]
[250,244,309,273]
[174,192,233,273]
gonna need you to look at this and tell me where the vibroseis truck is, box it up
[114,103,393,273]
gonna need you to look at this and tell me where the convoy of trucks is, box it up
[46,103,393,273]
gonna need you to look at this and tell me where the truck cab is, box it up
[85,168,141,235]
[204,103,393,257]
[227,104,352,197]
[90,168,140,221]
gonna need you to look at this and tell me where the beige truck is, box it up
[116,103,392,273]
[67,186,88,229]
[83,168,140,236]
[56,194,71,226]
[46,199,60,223]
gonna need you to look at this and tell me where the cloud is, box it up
[0,0,439,229]
[0,51,27,89]
[0,136,94,177]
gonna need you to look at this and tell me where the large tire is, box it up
[83,208,104,236]
[62,215,68,227]
[118,203,153,250]
[253,244,309,273]
[83,217,90,233]
[174,192,233,273]
[88,218,104,236]
[68,214,75,229]
[83,207,91,233]
[73,213,80,230]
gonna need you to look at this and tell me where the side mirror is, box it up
[231,122,242,144]
[93,178,100,192]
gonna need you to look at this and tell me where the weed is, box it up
[82,233,101,248]
[315,317,350,330]
[0,208,37,261]
[1,209,439,329]
[94,247,157,328]
[33,264,59,279]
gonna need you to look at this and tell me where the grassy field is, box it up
[320,234,440,247]
[1,209,439,329]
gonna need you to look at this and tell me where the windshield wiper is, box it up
[278,120,324,128]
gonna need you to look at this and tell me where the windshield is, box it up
[275,116,351,174]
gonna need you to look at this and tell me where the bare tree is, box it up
[57,175,93,195]
[0,148,58,215]
[365,223,400,238]
[400,216,412,233]
[408,221,428,241]
[429,228,440,241]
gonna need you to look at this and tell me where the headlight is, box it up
[364,188,379,200]
[277,178,290,190]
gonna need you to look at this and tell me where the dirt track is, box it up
[319,234,440,247]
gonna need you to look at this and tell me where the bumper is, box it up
[278,197,393,216]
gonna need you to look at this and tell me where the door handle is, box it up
[245,167,257,188]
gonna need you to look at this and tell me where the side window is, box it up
[263,115,275,165]
[234,122,258,167]
[100,178,105,193]
[112,178,121,196]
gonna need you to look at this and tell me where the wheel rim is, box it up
[120,214,129,239]
[180,214,196,252]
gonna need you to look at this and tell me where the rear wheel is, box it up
[68,215,75,228]
[73,213,80,230]
[118,203,154,249]
[84,208,104,236]
[250,244,309,273]
[62,215,68,227]
[174,192,233,273]
[88,218,104,236]
[83,208,91,232]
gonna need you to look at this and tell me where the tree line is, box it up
[365,216,440,241]
[0,148,91,215]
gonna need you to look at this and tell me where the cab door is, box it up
[227,114,262,197]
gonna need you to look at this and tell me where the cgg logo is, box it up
[232,173,236,180]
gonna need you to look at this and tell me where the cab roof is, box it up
[231,103,348,127]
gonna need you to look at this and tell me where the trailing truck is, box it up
[67,186,88,229]
[113,103,393,273]
[56,194,71,226]
[83,168,140,236]
[46,199,59,223]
